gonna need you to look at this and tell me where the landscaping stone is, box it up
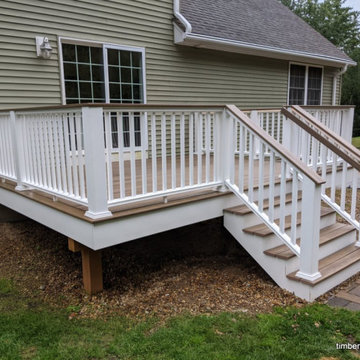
[327,297,350,308]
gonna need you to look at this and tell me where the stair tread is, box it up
[242,207,335,236]
[224,193,298,215]
[264,223,356,260]
[287,244,360,286]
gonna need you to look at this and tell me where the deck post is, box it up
[68,238,82,252]
[282,112,293,178]
[340,107,354,143]
[250,111,260,158]
[10,111,26,191]
[81,245,103,295]
[82,107,112,219]
[220,110,234,190]
[296,175,321,281]
[217,109,232,191]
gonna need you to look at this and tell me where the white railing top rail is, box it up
[2,103,227,114]
[301,105,355,110]
[283,106,360,172]
[226,105,325,186]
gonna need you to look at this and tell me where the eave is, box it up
[173,23,357,68]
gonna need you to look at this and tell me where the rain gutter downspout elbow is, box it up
[174,0,192,35]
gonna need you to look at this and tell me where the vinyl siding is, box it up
[0,0,341,110]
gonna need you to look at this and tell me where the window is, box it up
[61,41,145,148]
[288,64,322,105]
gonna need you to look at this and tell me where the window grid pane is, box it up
[108,49,143,104]
[307,67,322,106]
[62,43,144,148]
[289,65,306,105]
[63,44,105,104]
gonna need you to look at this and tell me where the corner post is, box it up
[282,110,294,178]
[215,109,234,192]
[340,107,354,143]
[296,175,321,281]
[10,111,26,191]
[82,107,112,219]
[219,109,233,191]
[250,110,260,158]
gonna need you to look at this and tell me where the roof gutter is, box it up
[184,33,356,67]
[173,0,192,34]
[174,23,356,67]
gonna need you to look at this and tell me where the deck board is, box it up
[0,156,282,223]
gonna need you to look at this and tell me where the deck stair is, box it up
[223,197,360,301]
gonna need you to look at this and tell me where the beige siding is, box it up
[322,67,333,105]
[0,0,340,110]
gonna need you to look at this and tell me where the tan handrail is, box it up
[225,105,325,185]
[286,106,360,172]
[0,103,227,113]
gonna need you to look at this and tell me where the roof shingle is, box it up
[180,0,353,63]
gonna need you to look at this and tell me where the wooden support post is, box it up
[81,246,103,295]
[68,238,82,253]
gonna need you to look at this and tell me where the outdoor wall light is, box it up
[35,36,53,59]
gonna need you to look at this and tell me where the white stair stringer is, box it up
[223,208,359,301]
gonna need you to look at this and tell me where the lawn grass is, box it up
[352,136,360,149]
[1,279,360,360]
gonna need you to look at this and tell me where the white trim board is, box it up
[174,24,356,68]
[0,186,239,251]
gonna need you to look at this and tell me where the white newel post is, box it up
[82,107,112,219]
[250,110,260,158]
[219,109,233,190]
[296,175,322,281]
[10,111,26,191]
[340,108,355,143]
[214,111,223,185]
[282,112,293,178]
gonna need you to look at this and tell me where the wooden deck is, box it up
[0,156,282,223]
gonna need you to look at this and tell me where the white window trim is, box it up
[57,36,147,152]
[287,62,324,106]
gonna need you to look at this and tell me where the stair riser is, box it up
[291,258,360,301]
[283,230,357,274]
[244,181,295,203]
[283,212,337,240]
[225,211,337,257]
[232,212,337,250]
[225,215,360,301]
[323,167,356,189]
[227,200,302,228]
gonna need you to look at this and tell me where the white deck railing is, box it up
[102,107,222,206]
[13,109,87,204]
[0,112,16,181]
[0,103,354,280]
[243,106,354,156]
[282,106,360,234]
[226,105,325,281]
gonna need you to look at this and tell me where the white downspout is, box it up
[332,64,348,105]
[174,0,192,34]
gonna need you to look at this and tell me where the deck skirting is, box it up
[0,185,239,250]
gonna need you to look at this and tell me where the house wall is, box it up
[0,0,341,110]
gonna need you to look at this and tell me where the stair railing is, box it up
[225,105,326,281]
[282,106,360,235]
